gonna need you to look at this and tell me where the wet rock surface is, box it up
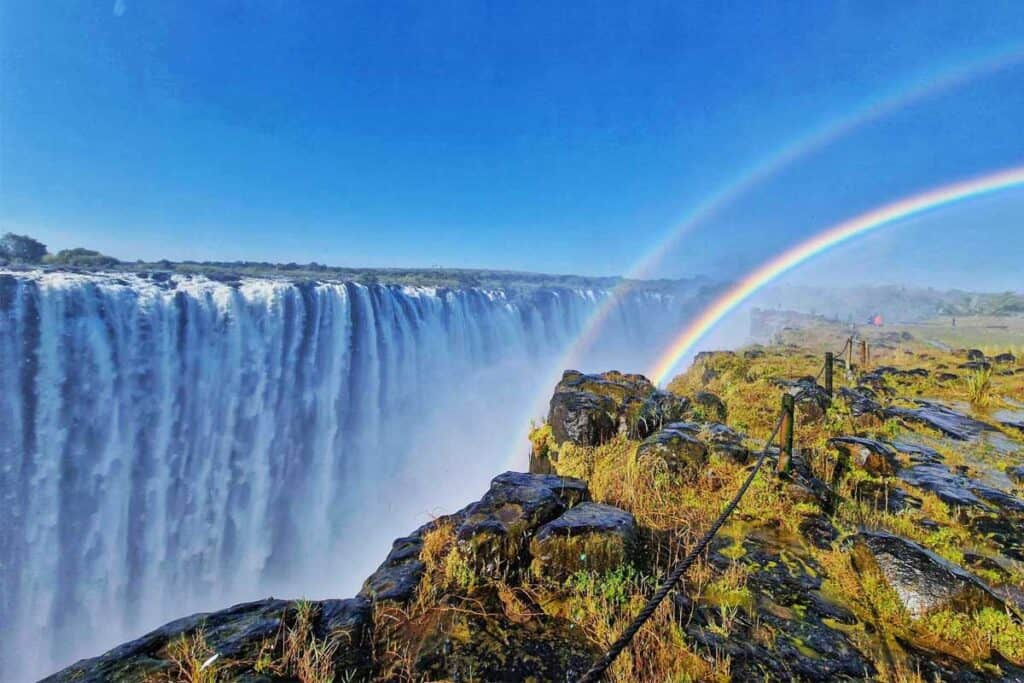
[636,422,709,473]
[693,389,728,421]
[898,462,1024,513]
[885,400,996,440]
[829,436,903,476]
[455,471,589,579]
[704,421,751,463]
[856,531,1006,618]
[547,370,688,446]
[529,501,638,579]
[675,536,873,681]
[43,598,373,683]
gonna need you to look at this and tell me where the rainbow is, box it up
[647,164,1024,385]
[555,45,1024,374]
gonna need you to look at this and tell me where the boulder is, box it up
[361,508,472,604]
[693,390,727,421]
[547,389,617,447]
[994,352,1017,364]
[935,372,959,382]
[547,370,688,446]
[884,401,995,440]
[889,441,943,464]
[455,472,588,579]
[1008,465,1024,486]
[529,502,638,580]
[675,537,872,681]
[966,349,986,361]
[636,422,709,473]
[838,386,882,418]
[704,422,751,464]
[42,598,372,683]
[898,461,1024,515]
[829,436,902,476]
[959,360,992,371]
[410,603,596,681]
[788,378,831,424]
[856,531,1005,618]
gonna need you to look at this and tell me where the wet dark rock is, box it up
[675,536,872,681]
[622,389,690,439]
[704,422,751,463]
[529,501,638,580]
[829,436,902,476]
[361,506,473,604]
[43,598,372,683]
[959,360,992,371]
[872,366,930,379]
[788,378,831,424]
[360,534,428,603]
[994,352,1017,364]
[884,400,996,440]
[856,531,1005,618]
[936,371,960,382]
[967,349,986,361]
[799,514,840,549]
[547,370,688,445]
[963,552,1011,581]
[852,478,921,513]
[970,515,1024,562]
[693,390,728,421]
[412,600,596,682]
[547,388,617,447]
[890,441,943,464]
[636,422,709,473]
[838,386,883,418]
[898,463,986,509]
[1008,465,1024,485]
[455,472,588,579]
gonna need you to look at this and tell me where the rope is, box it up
[577,410,787,683]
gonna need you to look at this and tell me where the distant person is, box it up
[952,317,956,327]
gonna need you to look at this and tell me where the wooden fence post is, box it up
[860,339,868,370]
[777,394,795,475]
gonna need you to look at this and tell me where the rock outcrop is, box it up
[547,370,689,446]
[530,501,639,580]
[636,421,709,473]
[856,531,1006,618]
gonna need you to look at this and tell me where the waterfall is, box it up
[0,270,697,680]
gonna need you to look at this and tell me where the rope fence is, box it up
[578,336,860,682]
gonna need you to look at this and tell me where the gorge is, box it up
[0,269,703,681]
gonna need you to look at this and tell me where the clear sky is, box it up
[3,2,1024,284]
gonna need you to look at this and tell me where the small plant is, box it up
[964,367,993,406]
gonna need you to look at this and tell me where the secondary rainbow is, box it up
[648,164,1024,385]
[553,45,1024,375]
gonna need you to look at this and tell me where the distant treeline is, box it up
[0,232,701,292]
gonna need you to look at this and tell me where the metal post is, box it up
[777,394,795,475]
[860,339,868,369]
[824,351,833,399]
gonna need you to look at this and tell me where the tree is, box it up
[48,248,119,268]
[0,233,48,263]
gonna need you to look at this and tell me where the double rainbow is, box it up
[555,45,1024,375]
[648,164,1024,385]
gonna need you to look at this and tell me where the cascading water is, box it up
[0,270,701,681]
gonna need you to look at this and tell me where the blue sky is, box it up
[3,2,1024,285]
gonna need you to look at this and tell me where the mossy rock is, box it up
[636,422,709,473]
[529,502,638,580]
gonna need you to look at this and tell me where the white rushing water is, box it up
[0,270,700,680]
